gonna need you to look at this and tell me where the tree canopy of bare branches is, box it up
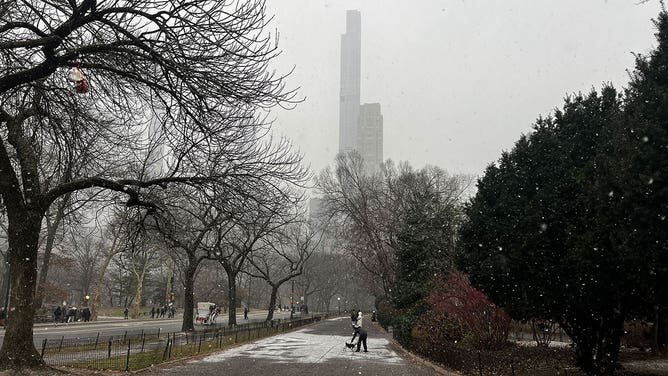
[316,152,473,304]
[0,0,305,369]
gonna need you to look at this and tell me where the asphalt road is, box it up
[141,317,449,376]
[0,310,296,346]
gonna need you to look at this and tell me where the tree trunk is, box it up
[181,261,196,332]
[0,213,44,369]
[34,195,68,310]
[569,315,625,376]
[227,269,238,326]
[34,218,55,311]
[131,273,143,319]
[91,250,116,321]
[652,305,668,354]
[165,258,174,305]
[266,285,278,321]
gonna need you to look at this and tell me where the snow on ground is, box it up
[623,359,668,374]
[515,340,572,348]
[196,326,404,365]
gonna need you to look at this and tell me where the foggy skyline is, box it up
[265,1,663,177]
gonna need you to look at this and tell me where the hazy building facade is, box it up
[358,103,383,175]
[339,10,361,153]
[338,10,383,174]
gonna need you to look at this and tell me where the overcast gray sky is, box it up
[265,0,663,177]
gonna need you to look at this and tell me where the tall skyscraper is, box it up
[338,10,383,174]
[358,103,383,174]
[339,10,361,153]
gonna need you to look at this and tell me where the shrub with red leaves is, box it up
[426,271,511,350]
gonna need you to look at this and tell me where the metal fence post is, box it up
[141,332,146,352]
[107,339,112,359]
[162,337,170,361]
[94,332,99,350]
[125,339,131,372]
[58,336,64,352]
[157,327,161,340]
[168,333,173,359]
[40,338,47,359]
[198,334,203,353]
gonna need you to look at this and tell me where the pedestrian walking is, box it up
[54,306,62,323]
[151,306,155,319]
[123,307,129,319]
[243,307,249,320]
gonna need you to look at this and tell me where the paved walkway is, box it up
[141,316,448,376]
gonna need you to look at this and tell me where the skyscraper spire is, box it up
[339,10,361,153]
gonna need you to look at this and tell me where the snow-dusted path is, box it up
[143,317,444,376]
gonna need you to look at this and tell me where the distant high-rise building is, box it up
[338,10,383,174]
[308,197,325,221]
[339,10,361,153]
[358,103,383,174]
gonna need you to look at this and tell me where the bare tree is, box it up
[317,153,474,304]
[67,230,100,306]
[209,188,302,326]
[0,0,302,368]
[299,251,347,313]
[152,187,231,332]
[246,219,320,321]
[90,219,124,321]
[118,222,159,319]
[317,153,396,299]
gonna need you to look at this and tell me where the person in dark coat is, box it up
[81,307,91,322]
[54,306,62,323]
[355,327,368,352]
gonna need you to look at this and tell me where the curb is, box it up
[373,322,461,376]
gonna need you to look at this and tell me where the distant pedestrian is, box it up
[123,307,129,319]
[82,307,91,322]
[54,306,62,323]
[60,306,67,322]
[151,306,155,319]
[243,307,248,320]
[67,307,77,323]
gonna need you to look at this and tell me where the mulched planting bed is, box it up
[415,342,668,376]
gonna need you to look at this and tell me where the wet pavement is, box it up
[141,316,451,376]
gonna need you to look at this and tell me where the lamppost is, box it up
[337,297,341,315]
[290,279,295,320]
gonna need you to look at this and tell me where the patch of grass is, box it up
[97,306,153,318]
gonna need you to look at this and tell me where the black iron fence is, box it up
[41,315,324,371]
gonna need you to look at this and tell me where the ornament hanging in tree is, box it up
[66,63,89,94]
